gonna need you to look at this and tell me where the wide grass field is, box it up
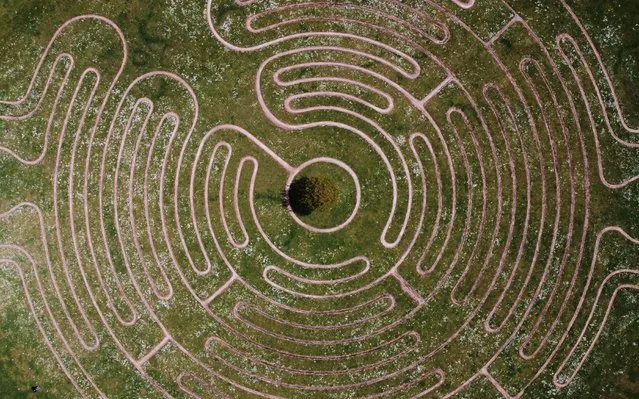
[0,0,638,398]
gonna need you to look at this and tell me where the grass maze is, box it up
[0,0,638,398]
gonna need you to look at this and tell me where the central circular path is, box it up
[286,157,360,232]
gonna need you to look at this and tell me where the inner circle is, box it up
[285,157,360,233]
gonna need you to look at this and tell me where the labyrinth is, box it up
[0,0,638,398]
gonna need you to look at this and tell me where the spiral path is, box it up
[0,1,638,398]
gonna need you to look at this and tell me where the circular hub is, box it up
[286,158,360,233]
